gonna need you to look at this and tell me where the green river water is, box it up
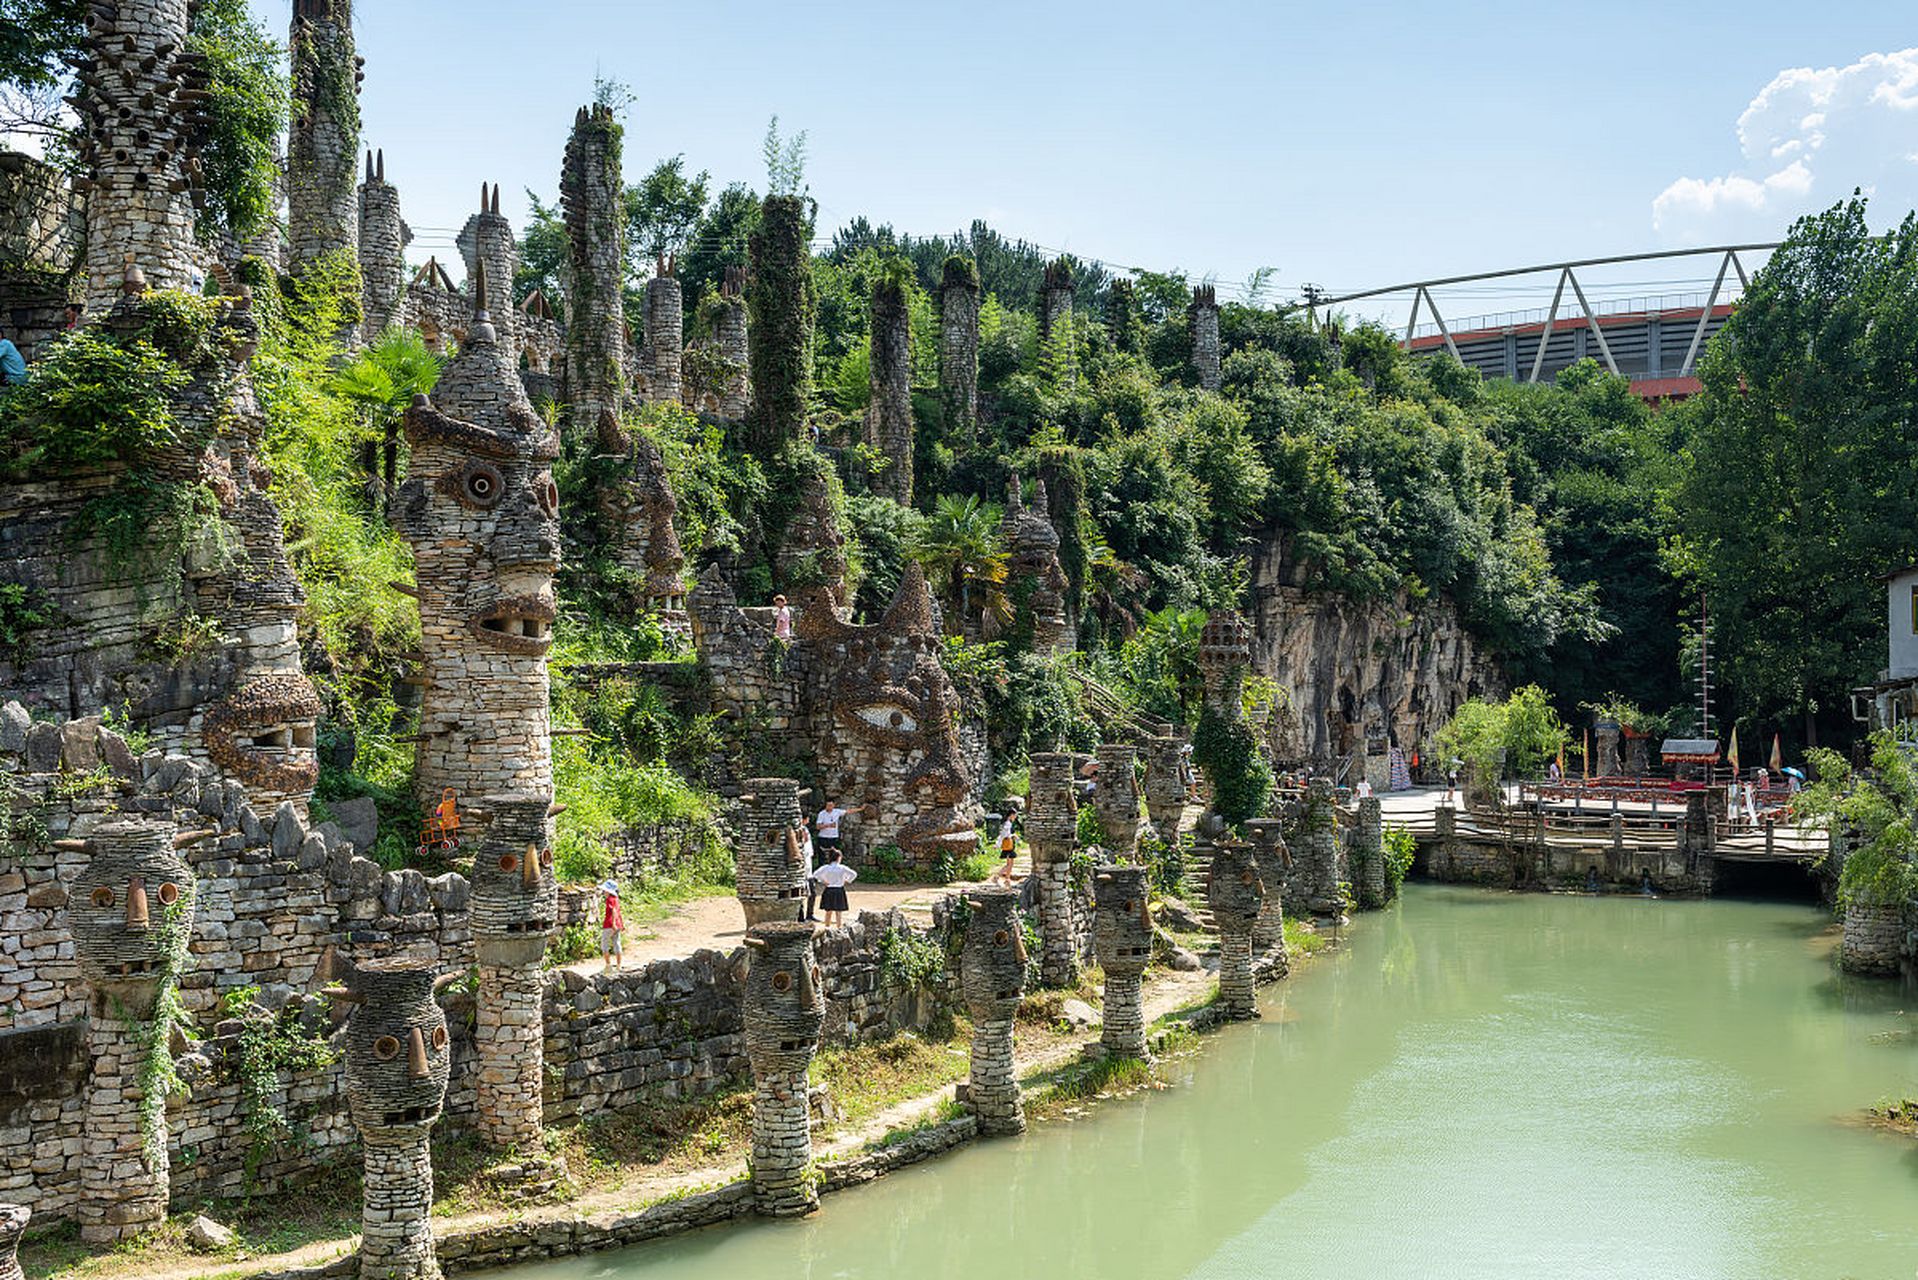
[498,886,1918,1279]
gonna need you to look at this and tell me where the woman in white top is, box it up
[772,594,793,642]
[812,848,858,928]
[991,813,1018,885]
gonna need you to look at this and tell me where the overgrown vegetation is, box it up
[1800,733,1918,909]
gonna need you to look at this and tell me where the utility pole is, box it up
[1300,283,1326,327]
[1695,591,1713,741]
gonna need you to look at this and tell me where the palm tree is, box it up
[1083,530,1150,637]
[332,328,443,514]
[912,493,1007,634]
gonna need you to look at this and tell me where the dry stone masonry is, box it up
[1190,283,1221,391]
[358,150,408,338]
[1244,817,1289,966]
[392,260,558,831]
[1094,865,1153,1059]
[335,956,451,1280]
[1143,735,1186,846]
[741,922,826,1217]
[1204,828,1263,1021]
[865,272,913,503]
[459,186,518,350]
[70,0,204,313]
[287,0,362,281]
[734,779,808,925]
[1026,751,1080,987]
[1038,257,1076,388]
[593,417,687,632]
[70,817,196,1243]
[643,258,683,405]
[1352,796,1385,908]
[961,887,1027,1136]
[938,256,980,441]
[1001,477,1072,654]
[1294,778,1345,917]
[1091,743,1144,862]
[560,104,628,435]
[469,794,558,1155]
[713,266,751,419]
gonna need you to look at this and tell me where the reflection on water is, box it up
[491,886,1918,1280]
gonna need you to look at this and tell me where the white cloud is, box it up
[1653,48,1918,241]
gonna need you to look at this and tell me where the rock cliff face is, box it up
[1248,535,1503,769]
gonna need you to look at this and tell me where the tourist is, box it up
[991,811,1019,885]
[1547,759,1561,784]
[811,848,858,928]
[0,325,24,387]
[1355,777,1373,799]
[599,880,624,971]
[797,816,819,922]
[63,302,83,330]
[1446,759,1461,800]
[772,593,793,642]
[1180,742,1199,800]
[815,797,846,859]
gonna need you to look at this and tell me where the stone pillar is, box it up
[1093,865,1153,1059]
[337,959,451,1280]
[1038,257,1076,387]
[1092,743,1144,862]
[1244,817,1289,965]
[735,779,808,925]
[359,150,407,339]
[561,104,628,436]
[594,418,687,631]
[470,795,558,1156]
[938,255,979,441]
[70,818,195,1245]
[865,272,913,503]
[644,258,682,405]
[72,0,203,313]
[1000,475,1072,654]
[1190,284,1221,391]
[1625,735,1650,776]
[1106,278,1144,354]
[741,922,825,1216]
[1353,795,1385,908]
[1204,833,1263,1020]
[288,0,361,280]
[459,184,519,350]
[1595,722,1621,777]
[1298,777,1344,917]
[715,265,750,420]
[963,887,1027,1136]
[1026,752,1080,988]
[393,264,557,834]
[746,194,814,454]
[0,1203,26,1280]
[1841,903,1905,975]
[1142,735,1187,846]
[1198,609,1251,718]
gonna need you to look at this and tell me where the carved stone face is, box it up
[1094,865,1154,977]
[395,398,561,658]
[961,888,1027,1020]
[1205,841,1265,932]
[202,673,321,798]
[469,794,557,962]
[741,922,824,1074]
[69,819,194,1010]
[1025,752,1078,863]
[343,960,450,1132]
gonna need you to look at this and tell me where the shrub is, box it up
[1191,705,1272,827]
[1383,826,1417,897]
[0,330,191,473]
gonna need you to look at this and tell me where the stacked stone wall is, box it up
[1841,903,1905,975]
[938,261,980,441]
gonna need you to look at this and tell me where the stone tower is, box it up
[1091,742,1144,862]
[938,256,980,441]
[69,818,196,1243]
[1106,278,1145,355]
[644,255,683,405]
[734,779,809,925]
[1295,777,1344,918]
[1094,864,1153,1059]
[1025,751,1080,987]
[1198,608,1252,719]
[70,0,205,313]
[335,957,451,1280]
[1142,734,1187,846]
[561,104,628,436]
[1190,283,1222,392]
[594,417,687,629]
[962,887,1028,1136]
[358,150,408,338]
[392,259,558,835]
[865,271,913,503]
[714,265,751,420]
[746,194,814,454]
[775,462,850,609]
[1244,817,1289,966]
[458,184,518,350]
[1000,476,1072,655]
[0,1203,26,1280]
[1038,257,1076,387]
[287,0,361,277]
[1352,794,1385,908]
[1595,720,1622,777]
[741,922,826,1216]
[1204,829,1264,1020]
[469,794,559,1156]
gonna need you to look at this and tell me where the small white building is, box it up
[1856,566,1918,734]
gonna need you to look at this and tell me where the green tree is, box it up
[331,328,443,511]
[188,0,286,242]
[1798,733,1918,908]
[626,155,710,264]
[1675,196,1918,746]
[913,493,1007,628]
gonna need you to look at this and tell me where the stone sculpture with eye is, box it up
[66,817,202,1009]
[961,887,1028,1135]
[738,921,826,1216]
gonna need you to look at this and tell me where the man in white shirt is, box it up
[816,799,846,858]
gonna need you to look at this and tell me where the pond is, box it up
[495,885,1918,1279]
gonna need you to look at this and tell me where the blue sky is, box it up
[255,1,1918,323]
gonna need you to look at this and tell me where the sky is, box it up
[245,1,1918,324]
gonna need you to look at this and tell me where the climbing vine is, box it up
[219,985,337,1155]
[875,925,946,993]
[1192,705,1272,828]
[133,890,197,1175]
[745,194,816,455]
